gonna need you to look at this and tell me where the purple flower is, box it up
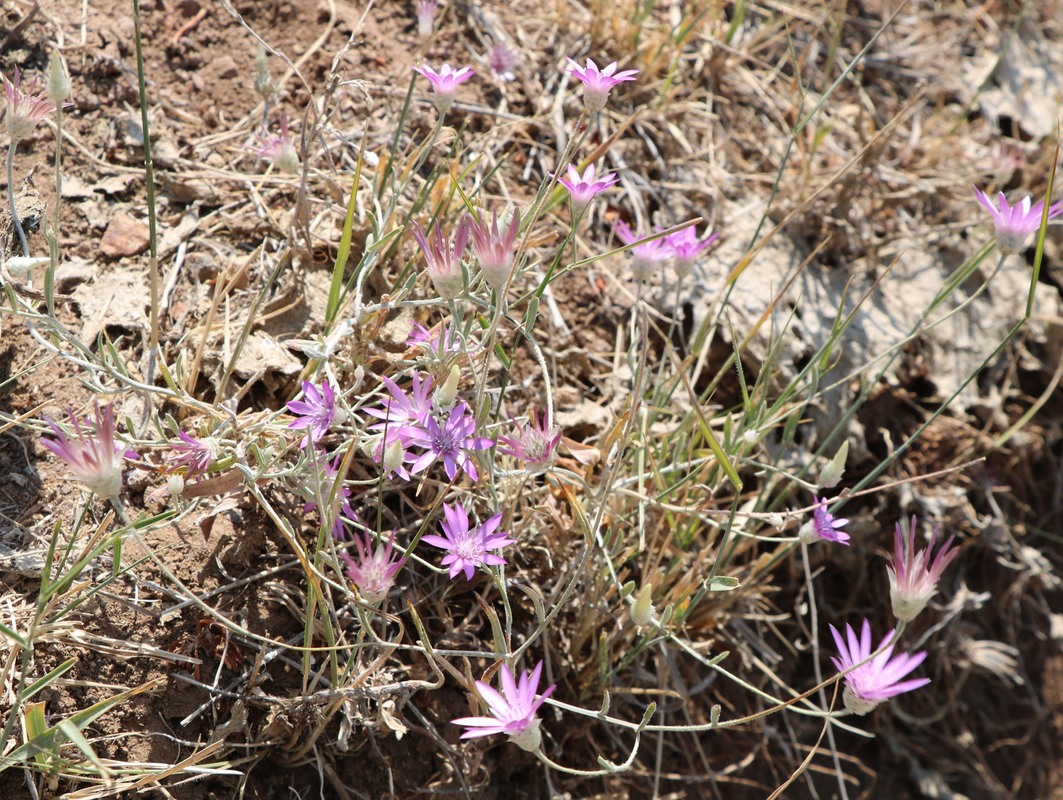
[467,209,521,293]
[422,503,514,581]
[498,409,561,474]
[800,496,850,546]
[830,619,930,716]
[403,401,493,481]
[287,380,341,448]
[453,661,556,752]
[412,63,474,113]
[254,115,299,174]
[974,186,1063,255]
[341,528,405,604]
[665,225,719,278]
[415,0,437,38]
[554,163,618,212]
[407,321,463,356]
[565,57,639,112]
[166,429,216,479]
[364,372,433,431]
[42,404,130,499]
[487,42,519,82]
[3,67,62,142]
[614,219,670,282]
[411,219,470,300]
[887,516,958,623]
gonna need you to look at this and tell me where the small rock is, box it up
[214,55,239,80]
[99,212,150,258]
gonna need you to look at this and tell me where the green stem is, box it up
[6,143,28,258]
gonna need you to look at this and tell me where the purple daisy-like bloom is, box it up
[665,225,719,278]
[341,528,405,604]
[364,372,433,432]
[254,115,299,174]
[412,63,475,113]
[565,57,639,112]
[287,380,340,448]
[165,429,217,479]
[614,219,670,282]
[422,502,514,581]
[467,209,521,293]
[553,163,618,212]
[411,219,471,300]
[3,67,63,142]
[497,409,561,474]
[42,404,130,499]
[887,516,959,623]
[974,186,1063,255]
[487,41,520,82]
[453,661,557,752]
[830,619,930,716]
[415,0,437,38]
[403,401,492,481]
[801,496,850,546]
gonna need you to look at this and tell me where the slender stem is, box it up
[131,0,160,353]
[6,143,29,258]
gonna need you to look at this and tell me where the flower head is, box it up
[453,661,556,751]
[467,209,521,293]
[565,57,638,112]
[830,619,930,715]
[415,0,437,38]
[887,516,958,622]
[42,404,130,499]
[341,528,405,604]
[614,219,670,282]
[3,67,62,142]
[407,321,465,357]
[364,372,433,431]
[403,401,493,481]
[487,42,519,82]
[554,163,618,212]
[422,503,514,581]
[497,409,561,474]
[974,186,1063,255]
[165,429,218,479]
[800,496,850,546]
[254,116,300,174]
[287,380,342,448]
[666,225,719,278]
[412,63,474,114]
[411,219,470,300]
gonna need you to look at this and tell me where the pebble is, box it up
[99,212,150,258]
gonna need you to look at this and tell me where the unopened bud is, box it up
[254,45,275,99]
[167,473,185,497]
[630,583,655,627]
[382,438,404,473]
[819,440,848,489]
[47,51,70,102]
[436,365,461,409]
[6,256,49,277]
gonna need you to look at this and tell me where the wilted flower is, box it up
[412,63,474,114]
[830,619,930,715]
[165,429,217,479]
[554,163,618,212]
[887,516,958,622]
[287,380,342,448]
[453,661,556,752]
[974,186,1063,255]
[3,67,66,142]
[411,219,470,300]
[254,116,300,174]
[415,0,437,38]
[403,401,493,481]
[614,220,670,282]
[467,209,521,293]
[665,225,719,278]
[800,496,850,546]
[341,528,405,604]
[565,57,638,112]
[487,41,519,81]
[42,404,130,499]
[497,409,561,474]
[422,502,514,581]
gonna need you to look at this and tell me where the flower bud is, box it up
[47,51,70,102]
[167,473,186,497]
[436,365,461,409]
[630,582,656,627]
[382,438,405,473]
[819,440,848,490]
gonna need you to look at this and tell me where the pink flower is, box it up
[665,225,719,278]
[467,209,521,293]
[364,372,433,431]
[487,42,519,82]
[800,496,850,546]
[974,186,1062,255]
[3,67,62,142]
[341,528,405,604]
[165,429,217,479]
[887,516,958,622]
[554,163,618,211]
[412,63,474,113]
[497,409,561,474]
[402,401,493,481]
[287,380,341,448]
[565,57,638,112]
[415,0,437,38]
[830,619,930,715]
[254,116,299,173]
[453,661,556,752]
[411,219,470,300]
[614,219,670,282]
[41,404,131,499]
[422,503,513,581]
